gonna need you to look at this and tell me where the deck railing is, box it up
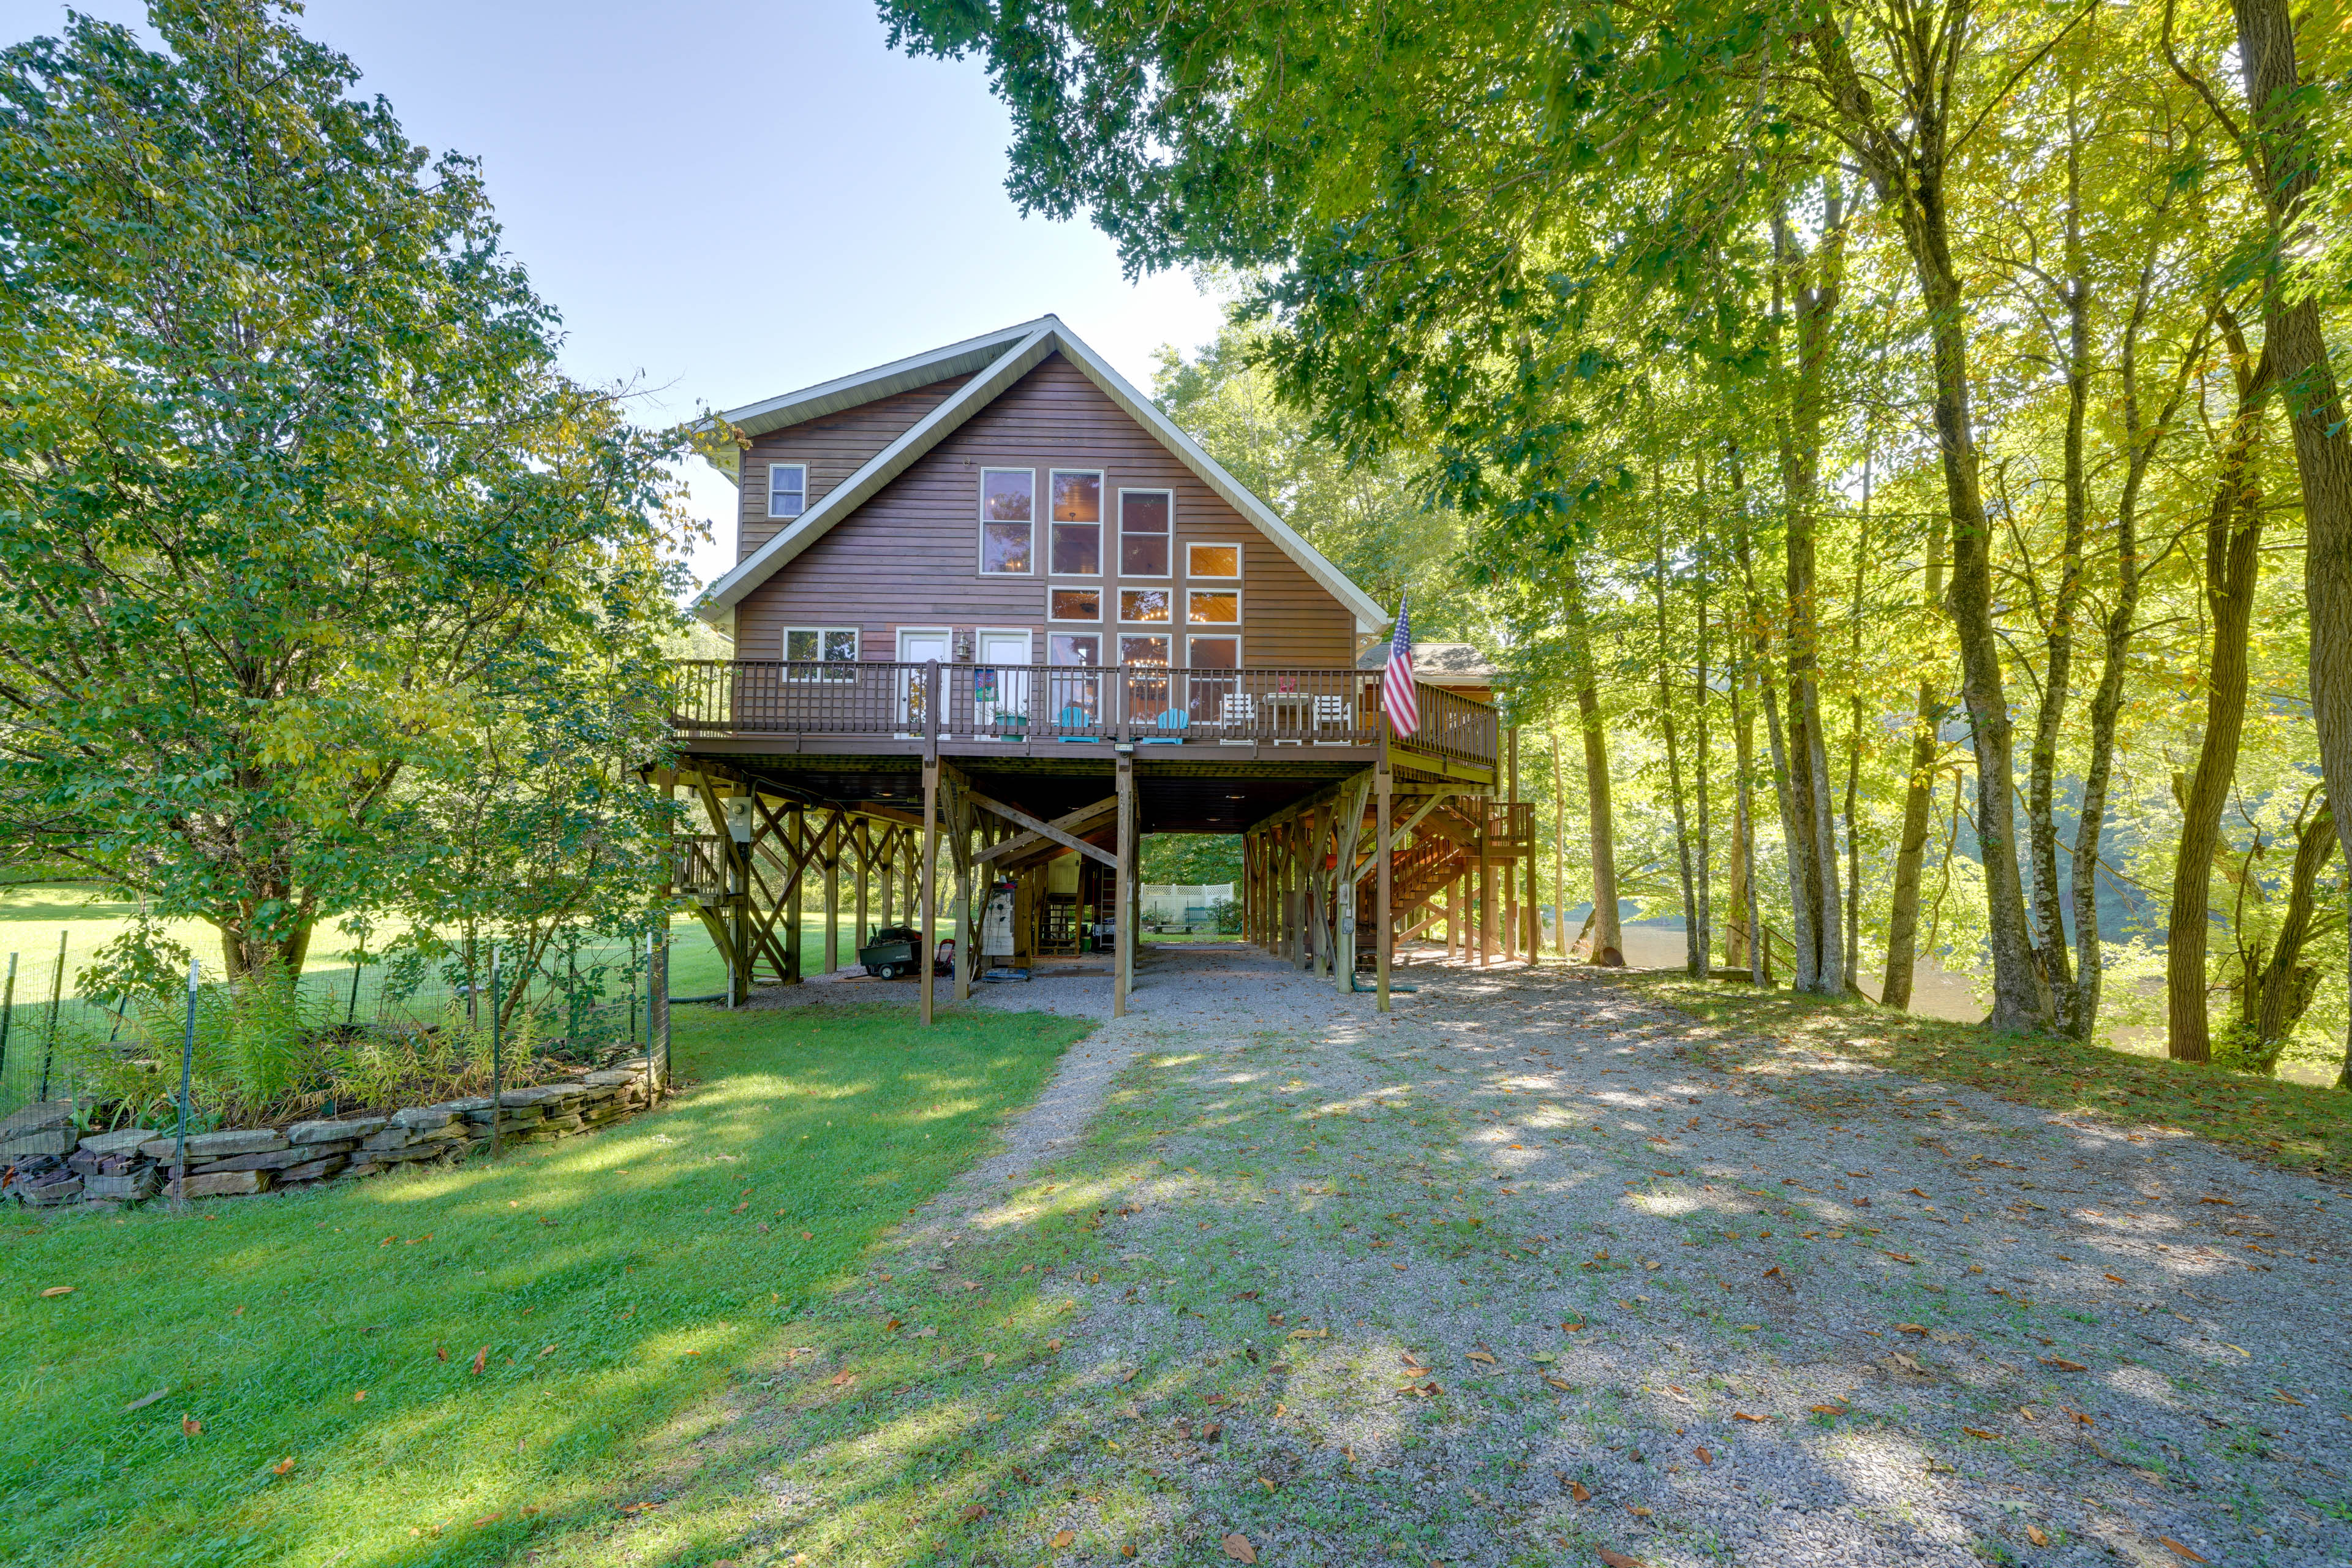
[667,660,1497,766]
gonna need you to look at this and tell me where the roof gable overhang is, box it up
[695,317,1390,635]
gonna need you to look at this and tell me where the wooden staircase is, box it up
[1352,799,1534,958]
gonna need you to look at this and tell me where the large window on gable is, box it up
[1118,489,1171,576]
[979,469,1035,574]
[1049,469,1102,575]
[767,462,807,520]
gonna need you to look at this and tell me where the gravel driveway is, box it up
[760,947,2351,1568]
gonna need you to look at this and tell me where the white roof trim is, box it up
[695,320,1390,635]
[715,317,1050,442]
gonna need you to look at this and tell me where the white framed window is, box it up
[1186,587,1240,625]
[979,469,1035,575]
[1186,635,1239,669]
[1049,586,1101,622]
[1049,469,1103,576]
[1119,587,1172,624]
[783,625,858,680]
[1049,631,1101,666]
[1186,541,1241,579]
[767,462,807,520]
[1118,488,1172,577]
[1118,633,1171,666]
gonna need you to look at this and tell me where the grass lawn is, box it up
[1,1000,1093,1567]
[1609,968,2352,1179]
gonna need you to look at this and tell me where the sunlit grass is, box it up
[1608,970,2352,1176]
[0,1001,1090,1567]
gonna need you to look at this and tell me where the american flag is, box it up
[1381,592,1420,736]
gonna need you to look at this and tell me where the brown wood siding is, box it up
[731,353,1360,667]
[738,373,974,562]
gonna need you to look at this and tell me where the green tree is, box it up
[0,1,690,977]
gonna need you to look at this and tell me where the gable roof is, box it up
[695,316,1390,634]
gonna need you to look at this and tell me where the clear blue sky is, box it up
[0,0,1228,588]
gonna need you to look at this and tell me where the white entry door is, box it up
[973,628,1032,734]
[897,627,951,731]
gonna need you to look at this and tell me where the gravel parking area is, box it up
[749,948,2352,1567]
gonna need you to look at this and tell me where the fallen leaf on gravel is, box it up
[2060,1407,2094,1426]
[1762,1266,1781,1278]
[2103,1273,2126,1284]
[1894,1323,1928,1335]
[1599,1551,1645,1568]
[1561,1319,1585,1331]
[1733,1411,1769,1422]
[1880,1250,1914,1263]
[2198,1197,2233,1205]
[1810,1404,1847,1415]
[1221,1532,1257,1563]
[2158,1539,2208,1564]
[2026,1525,2048,1546]
[1694,1446,1713,1464]
[829,1369,858,1387]
[1289,1328,1327,1340]
[960,1505,987,1522]
[1544,1376,1574,1391]
[1050,1529,1076,1548]
[1570,1481,1592,1502]
[2271,1390,2306,1405]
[1626,1504,1651,1517]
[2040,1356,2087,1372]
[1907,1188,1930,1198]
[1466,1351,1497,1365]
[1963,1427,1998,1440]
[39,1286,74,1298]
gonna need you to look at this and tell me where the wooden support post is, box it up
[919,763,938,1026]
[780,804,802,985]
[821,812,840,976]
[950,782,975,1003]
[1477,800,1494,967]
[852,820,870,957]
[1525,843,1539,962]
[1114,757,1134,1017]
[1376,767,1393,1011]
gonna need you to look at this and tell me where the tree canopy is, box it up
[0,0,692,978]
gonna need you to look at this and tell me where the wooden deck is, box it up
[666,660,1498,783]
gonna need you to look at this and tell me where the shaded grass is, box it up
[1604,969,2352,1180]
[0,1001,1091,1568]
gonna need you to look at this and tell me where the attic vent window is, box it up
[767,462,807,519]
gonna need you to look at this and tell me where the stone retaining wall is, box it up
[4,1060,664,1209]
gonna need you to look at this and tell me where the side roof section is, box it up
[695,316,1390,635]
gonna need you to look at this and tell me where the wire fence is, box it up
[0,927,704,1123]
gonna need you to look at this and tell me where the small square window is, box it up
[1186,542,1240,578]
[1186,589,1239,625]
[768,463,807,520]
[1120,587,1171,623]
[1049,633,1101,666]
[1049,587,1101,622]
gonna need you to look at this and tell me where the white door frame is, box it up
[895,625,952,731]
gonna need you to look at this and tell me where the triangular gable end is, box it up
[696,318,1390,635]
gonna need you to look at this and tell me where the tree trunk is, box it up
[2166,331,2266,1063]
[1656,515,1700,975]
[2026,112,2093,1032]
[1881,513,1945,1012]
[1728,680,1757,973]
[1773,197,1849,995]
[2234,800,2339,1072]
[1566,565,1623,965]
[2230,0,2352,933]
[2067,265,2178,1039]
